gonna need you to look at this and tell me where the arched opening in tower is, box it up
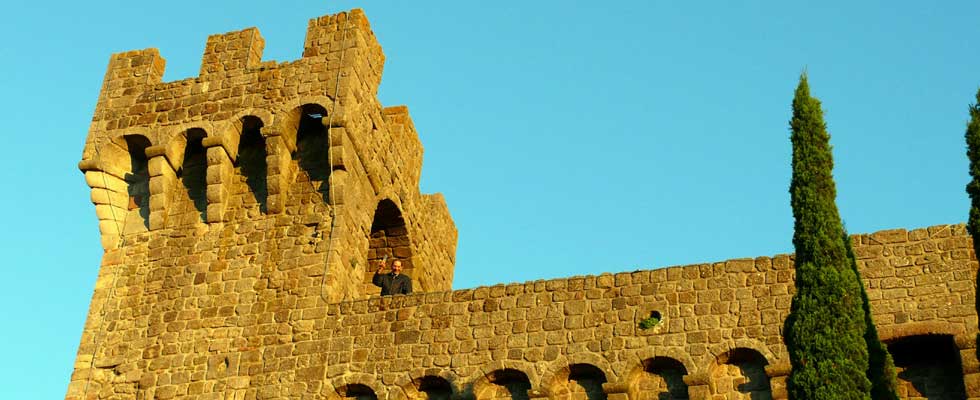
[236,116,268,213]
[293,103,330,204]
[122,134,151,233]
[365,199,414,296]
[179,128,208,223]
[888,334,966,399]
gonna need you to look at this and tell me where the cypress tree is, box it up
[784,74,871,399]
[965,88,980,316]
[964,88,980,361]
[842,228,899,399]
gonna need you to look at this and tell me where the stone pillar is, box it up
[765,363,791,400]
[683,372,711,400]
[602,382,629,400]
[263,128,294,214]
[145,145,176,230]
[958,334,980,399]
[325,123,348,206]
[526,387,548,399]
[79,160,129,250]
[203,137,234,223]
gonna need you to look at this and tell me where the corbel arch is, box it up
[162,122,217,168]
[325,373,385,400]
[99,133,153,235]
[229,108,274,133]
[540,356,611,400]
[80,132,161,246]
[702,339,777,370]
[624,354,691,400]
[272,96,334,151]
[540,353,615,388]
[392,369,461,400]
[705,343,773,399]
[467,361,538,400]
[632,348,697,377]
[231,114,269,212]
[280,102,332,205]
[174,127,210,222]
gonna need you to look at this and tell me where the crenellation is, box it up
[200,28,266,78]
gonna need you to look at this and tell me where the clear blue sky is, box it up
[1,1,978,398]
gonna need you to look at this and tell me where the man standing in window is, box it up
[373,258,413,295]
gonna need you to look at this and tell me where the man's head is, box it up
[391,260,403,275]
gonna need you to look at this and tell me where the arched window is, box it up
[365,199,415,296]
[122,135,151,233]
[293,104,330,203]
[236,116,268,212]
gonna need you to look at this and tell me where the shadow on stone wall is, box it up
[632,357,690,400]
[711,348,772,400]
[180,129,208,222]
[236,116,268,213]
[890,334,967,399]
[124,135,151,231]
[295,104,330,204]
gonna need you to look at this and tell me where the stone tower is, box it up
[70,9,457,399]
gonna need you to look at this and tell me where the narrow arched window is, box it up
[365,199,415,296]
[179,128,208,222]
[294,104,330,203]
[122,135,151,232]
[236,116,268,212]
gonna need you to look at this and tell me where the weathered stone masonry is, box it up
[68,9,978,400]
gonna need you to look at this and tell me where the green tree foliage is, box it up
[966,89,980,309]
[964,88,980,360]
[842,228,899,399]
[784,74,871,400]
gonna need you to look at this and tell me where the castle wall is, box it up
[67,224,978,399]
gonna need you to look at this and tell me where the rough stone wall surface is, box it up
[68,9,978,400]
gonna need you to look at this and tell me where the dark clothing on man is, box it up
[373,272,412,295]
